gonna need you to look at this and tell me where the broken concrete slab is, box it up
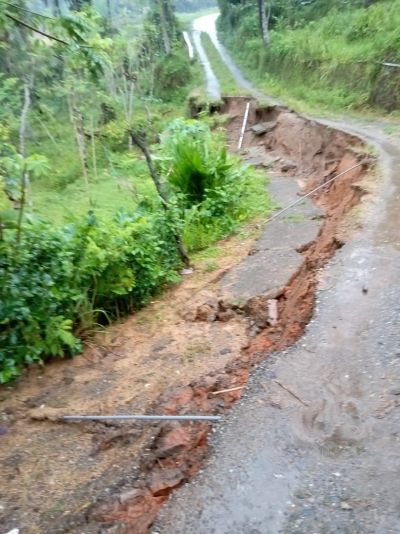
[250,121,277,135]
[219,176,322,304]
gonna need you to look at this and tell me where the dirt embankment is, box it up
[84,100,371,533]
[0,99,372,534]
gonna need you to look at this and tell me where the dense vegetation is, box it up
[0,0,270,381]
[217,0,400,111]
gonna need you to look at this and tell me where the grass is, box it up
[177,7,219,30]
[200,33,241,95]
[26,95,199,225]
[218,0,400,117]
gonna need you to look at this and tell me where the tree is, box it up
[159,0,172,55]
[258,0,270,45]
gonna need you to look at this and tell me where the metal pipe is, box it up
[63,414,221,422]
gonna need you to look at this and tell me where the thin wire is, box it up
[0,0,56,20]
[263,162,364,226]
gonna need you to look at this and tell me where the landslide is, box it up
[0,98,372,534]
[84,99,372,534]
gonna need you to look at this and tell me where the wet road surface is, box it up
[155,14,400,534]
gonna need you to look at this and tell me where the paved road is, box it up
[155,16,400,534]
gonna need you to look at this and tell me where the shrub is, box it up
[158,118,270,251]
[0,118,271,382]
[153,51,192,101]
[0,210,180,382]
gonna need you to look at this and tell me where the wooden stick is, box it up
[211,386,244,396]
[273,379,309,406]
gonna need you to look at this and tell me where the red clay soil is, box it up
[0,99,372,534]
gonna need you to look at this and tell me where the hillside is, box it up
[217,0,400,112]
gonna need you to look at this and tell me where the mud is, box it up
[0,100,372,534]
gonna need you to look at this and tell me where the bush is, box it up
[153,51,192,101]
[218,0,400,111]
[0,118,271,382]
[158,118,270,251]
[0,210,180,382]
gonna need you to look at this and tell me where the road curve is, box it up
[155,15,400,534]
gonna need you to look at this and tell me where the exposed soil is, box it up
[0,99,372,534]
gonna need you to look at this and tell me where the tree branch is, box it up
[5,12,69,45]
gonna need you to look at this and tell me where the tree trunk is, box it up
[53,0,61,15]
[106,0,112,25]
[67,94,90,197]
[129,130,190,267]
[159,0,172,56]
[258,0,271,46]
[19,75,34,210]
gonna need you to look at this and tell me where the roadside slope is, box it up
[155,15,400,534]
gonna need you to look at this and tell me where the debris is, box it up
[181,268,193,275]
[250,121,277,136]
[267,299,279,325]
[340,501,353,510]
[273,379,309,407]
[211,386,244,396]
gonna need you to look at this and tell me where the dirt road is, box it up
[155,16,400,534]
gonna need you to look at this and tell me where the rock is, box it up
[280,160,297,173]
[147,468,184,496]
[251,121,277,136]
[29,406,62,422]
[181,289,219,322]
[217,309,236,322]
[340,501,353,510]
[119,488,142,505]
[196,304,217,322]
[155,426,192,458]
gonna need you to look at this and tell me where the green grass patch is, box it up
[200,33,241,95]
[177,7,219,30]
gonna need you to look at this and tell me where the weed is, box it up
[183,340,212,362]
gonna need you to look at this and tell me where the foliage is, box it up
[0,210,180,383]
[158,118,271,251]
[218,0,400,111]
[174,0,217,13]
[153,50,192,100]
[0,0,271,382]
